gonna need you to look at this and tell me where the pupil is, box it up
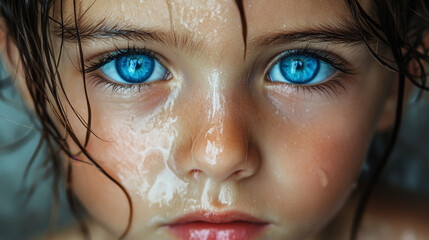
[291,59,305,74]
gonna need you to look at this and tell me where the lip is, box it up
[166,211,269,240]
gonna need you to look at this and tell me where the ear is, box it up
[0,18,34,111]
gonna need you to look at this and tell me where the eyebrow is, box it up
[51,17,207,56]
[52,17,371,54]
[249,21,372,49]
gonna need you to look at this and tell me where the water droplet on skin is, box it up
[312,168,329,188]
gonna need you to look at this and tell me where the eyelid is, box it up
[265,47,356,79]
[83,46,170,74]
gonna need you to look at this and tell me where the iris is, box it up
[280,56,319,84]
[269,53,335,85]
[116,55,155,83]
[100,54,168,84]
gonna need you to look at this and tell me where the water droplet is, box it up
[313,168,329,188]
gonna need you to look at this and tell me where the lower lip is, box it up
[168,222,267,240]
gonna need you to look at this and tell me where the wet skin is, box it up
[49,0,398,239]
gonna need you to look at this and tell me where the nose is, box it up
[188,108,260,182]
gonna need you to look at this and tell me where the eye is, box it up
[268,53,335,85]
[100,54,169,84]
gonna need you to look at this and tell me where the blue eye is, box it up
[268,53,335,85]
[100,54,168,84]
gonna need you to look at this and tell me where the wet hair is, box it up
[0,0,428,239]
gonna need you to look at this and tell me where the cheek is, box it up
[70,117,178,235]
[66,82,183,235]
[255,82,387,235]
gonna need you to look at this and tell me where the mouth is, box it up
[166,211,269,240]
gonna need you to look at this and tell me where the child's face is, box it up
[54,0,395,239]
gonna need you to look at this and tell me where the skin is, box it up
[54,0,394,239]
[3,0,428,239]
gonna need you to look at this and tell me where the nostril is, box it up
[233,169,249,180]
[190,169,203,178]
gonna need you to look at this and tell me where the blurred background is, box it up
[0,60,74,240]
[0,57,428,239]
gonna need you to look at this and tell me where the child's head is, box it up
[0,0,428,239]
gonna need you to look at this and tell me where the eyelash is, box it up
[266,47,355,97]
[84,46,355,96]
[84,46,166,93]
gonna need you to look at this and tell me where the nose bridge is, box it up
[190,71,257,181]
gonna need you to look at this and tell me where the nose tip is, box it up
[190,121,259,181]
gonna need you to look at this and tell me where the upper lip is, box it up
[167,210,269,225]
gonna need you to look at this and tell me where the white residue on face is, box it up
[207,70,225,120]
[201,179,214,209]
[116,115,181,200]
[169,0,227,40]
[115,79,186,206]
[190,70,226,167]
[218,184,233,206]
[147,167,189,207]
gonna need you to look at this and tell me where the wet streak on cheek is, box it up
[68,80,192,234]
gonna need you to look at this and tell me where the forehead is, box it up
[59,0,354,37]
